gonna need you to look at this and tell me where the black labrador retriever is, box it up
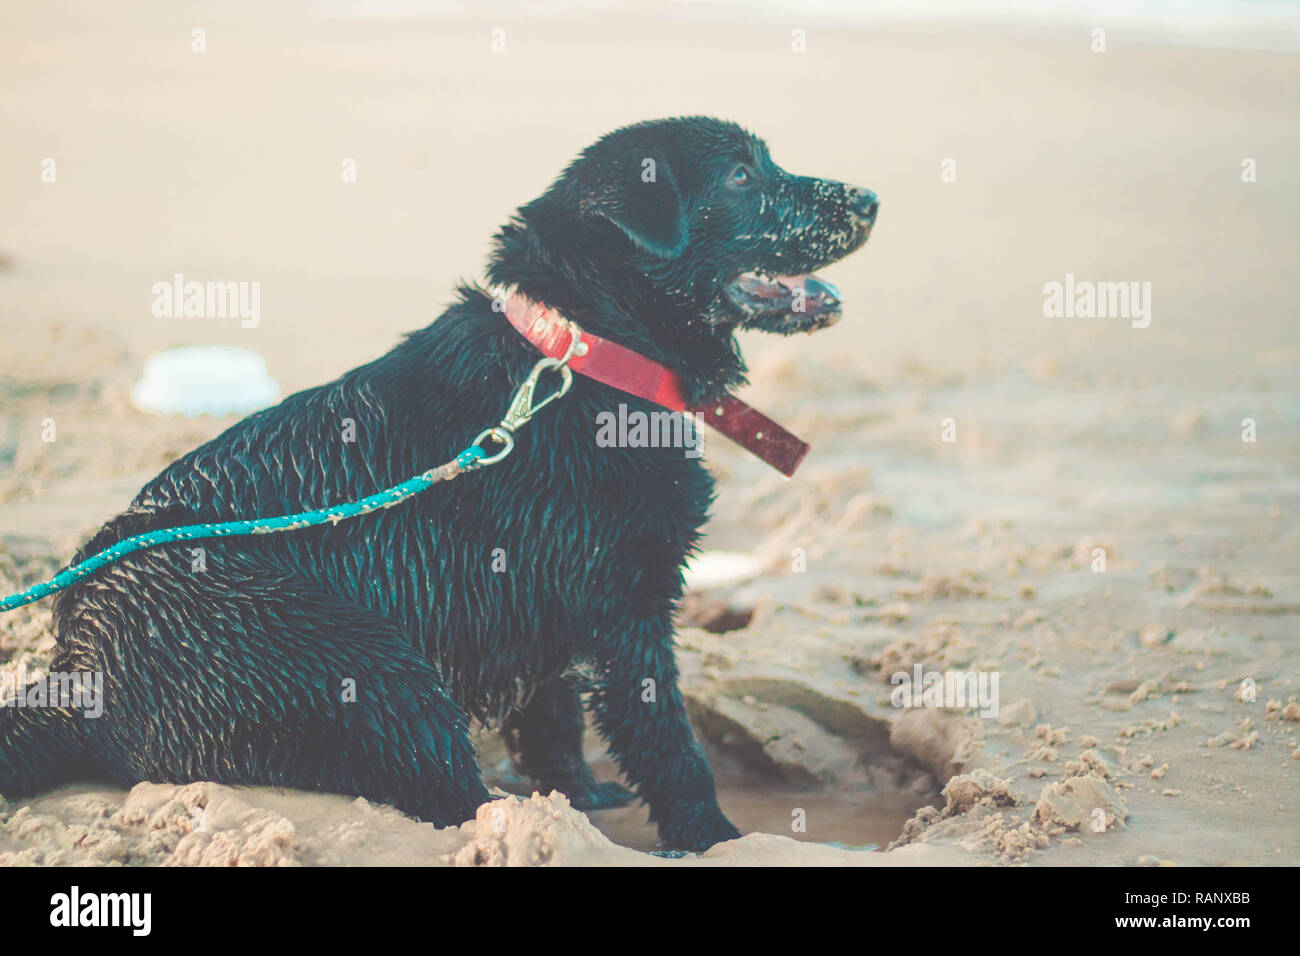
[1,116,876,851]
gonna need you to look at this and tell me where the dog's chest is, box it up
[445,395,712,623]
[523,402,708,563]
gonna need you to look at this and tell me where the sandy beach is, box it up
[0,1,1297,865]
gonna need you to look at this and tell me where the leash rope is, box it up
[0,336,580,615]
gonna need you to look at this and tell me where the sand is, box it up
[1,2,1297,866]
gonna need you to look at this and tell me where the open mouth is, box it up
[723,271,844,333]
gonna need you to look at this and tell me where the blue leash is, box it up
[0,348,578,615]
[0,445,484,613]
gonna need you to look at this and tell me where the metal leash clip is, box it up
[469,318,584,468]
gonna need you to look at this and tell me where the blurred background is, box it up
[1,1,1297,864]
[2,0,1298,392]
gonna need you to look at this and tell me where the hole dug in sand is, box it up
[681,675,1130,862]
[678,678,977,850]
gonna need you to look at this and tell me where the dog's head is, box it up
[544,116,877,334]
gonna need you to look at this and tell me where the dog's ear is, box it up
[584,151,688,259]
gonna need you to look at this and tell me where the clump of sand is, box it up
[0,783,297,866]
[447,792,645,867]
[941,769,1020,814]
[1032,774,1129,833]
[889,769,1040,861]
[854,621,979,678]
[890,759,1130,863]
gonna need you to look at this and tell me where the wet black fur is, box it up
[0,117,875,851]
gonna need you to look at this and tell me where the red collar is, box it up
[502,292,809,477]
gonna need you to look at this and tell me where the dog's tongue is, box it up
[735,272,842,305]
[776,273,842,306]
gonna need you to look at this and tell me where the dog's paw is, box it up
[565,780,636,812]
[660,812,742,853]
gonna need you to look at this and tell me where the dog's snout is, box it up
[847,186,879,224]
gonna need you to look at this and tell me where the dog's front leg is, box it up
[587,621,741,852]
[501,675,635,811]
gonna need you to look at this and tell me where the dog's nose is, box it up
[848,187,879,224]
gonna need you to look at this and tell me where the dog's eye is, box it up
[727,164,753,188]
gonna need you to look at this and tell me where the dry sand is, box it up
[1,2,1297,865]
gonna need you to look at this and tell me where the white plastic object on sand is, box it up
[682,551,761,591]
[131,346,281,417]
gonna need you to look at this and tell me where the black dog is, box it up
[1,117,876,851]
